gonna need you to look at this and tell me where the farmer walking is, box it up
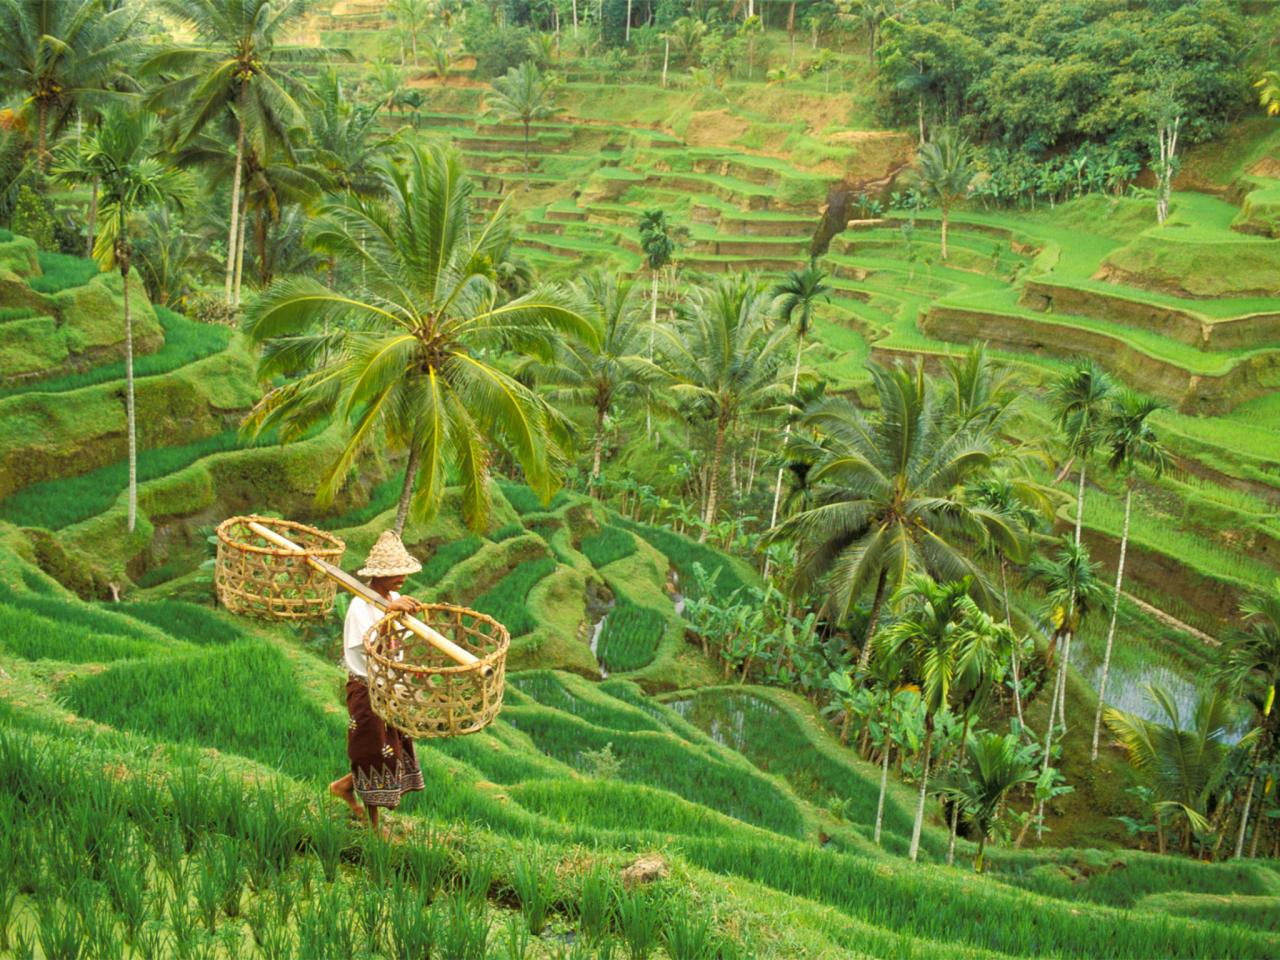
[329,531,426,831]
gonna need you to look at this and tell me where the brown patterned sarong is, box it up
[346,674,425,810]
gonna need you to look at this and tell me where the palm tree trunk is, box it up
[974,835,987,873]
[1235,772,1257,858]
[590,402,606,495]
[234,194,248,306]
[700,411,729,542]
[572,0,578,34]
[857,569,889,673]
[947,711,972,865]
[86,177,99,258]
[646,269,658,439]
[1091,482,1132,761]
[765,331,804,579]
[393,445,423,536]
[1002,555,1025,728]
[37,100,49,170]
[625,0,632,41]
[1057,630,1071,730]
[1074,459,1087,546]
[662,38,669,87]
[122,256,137,534]
[1038,619,1072,841]
[522,120,530,190]
[874,737,891,845]
[940,204,950,260]
[909,726,933,862]
[256,209,268,287]
[1249,800,1263,858]
[225,107,246,305]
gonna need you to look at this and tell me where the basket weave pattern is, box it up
[364,605,509,739]
[215,516,346,620]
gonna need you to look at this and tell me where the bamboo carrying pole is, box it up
[246,520,483,671]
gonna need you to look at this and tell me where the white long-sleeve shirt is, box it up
[344,592,398,678]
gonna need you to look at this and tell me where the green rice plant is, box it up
[167,767,214,853]
[510,672,667,735]
[104,854,148,945]
[0,604,161,663]
[501,913,531,960]
[401,837,451,901]
[120,601,242,646]
[490,522,525,542]
[498,480,570,515]
[470,557,556,637]
[408,535,484,591]
[459,848,494,905]
[257,921,295,960]
[595,599,665,673]
[241,785,304,891]
[63,641,343,784]
[616,886,661,960]
[574,861,618,943]
[29,250,99,292]
[304,809,348,884]
[614,518,752,599]
[191,852,223,932]
[0,869,17,952]
[354,880,389,956]
[437,891,491,960]
[579,526,637,568]
[0,427,246,530]
[389,887,440,959]
[296,884,355,958]
[509,846,554,935]
[358,829,396,887]
[0,306,36,321]
[36,892,85,960]
[0,308,231,400]
[663,898,716,960]
[213,836,245,919]
[10,929,35,960]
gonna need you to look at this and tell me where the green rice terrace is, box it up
[2,0,1280,957]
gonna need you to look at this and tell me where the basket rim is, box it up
[363,603,510,676]
[216,514,346,558]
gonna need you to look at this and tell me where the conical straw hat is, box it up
[357,531,422,578]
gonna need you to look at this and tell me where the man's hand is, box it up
[385,596,422,615]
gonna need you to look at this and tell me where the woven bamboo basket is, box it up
[215,515,346,620]
[364,604,509,738]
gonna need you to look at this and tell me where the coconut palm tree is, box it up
[1052,360,1115,548]
[0,0,142,168]
[1216,581,1280,857]
[143,0,321,304]
[774,362,1022,672]
[661,277,791,542]
[1106,686,1251,855]
[910,128,975,260]
[1090,392,1169,761]
[516,270,665,494]
[765,266,831,563]
[242,142,592,535]
[1026,536,1107,837]
[939,731,1038,872]
[54,105,189,533]
[877,574,991,861]
[942,343,1020,436]
[486,61,558,190]
[638,208,677,438]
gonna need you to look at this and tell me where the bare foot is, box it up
[328,777,363,818]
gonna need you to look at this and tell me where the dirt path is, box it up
[1122,590,1220,646]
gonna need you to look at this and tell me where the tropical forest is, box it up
[2,0,1280,957]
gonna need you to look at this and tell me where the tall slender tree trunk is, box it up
[909,726,933,862]
[765,331,804,579]
[647,269,658,439]
[225,108,246,304]
[874,737,891,845]
[626,0,632,41]
[86,177,99,258]
[662,38,669,86]
[1038,625,1071,841]
[1091,481,1132,761]
[700,411,729,542]
[393,445,423,536]
[940,205,950,260]
[1235,772,1257,859]
[37,100,49,170]
[946,711,972,865]
[572,0,578,34]
[233,193,248,306]
[1249,801,1263,858]
[787,2,797,66]
[121,255,137,534]
[590,402,606,495]
[1074,460,1087,546]
[974,835,988,873]
[522,120,530,190]
[857,570,889,672]
[745,426,761,492]
[1002,555,1024,728]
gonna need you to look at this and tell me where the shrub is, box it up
[186,291,240,327]
[10,186,54,251]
